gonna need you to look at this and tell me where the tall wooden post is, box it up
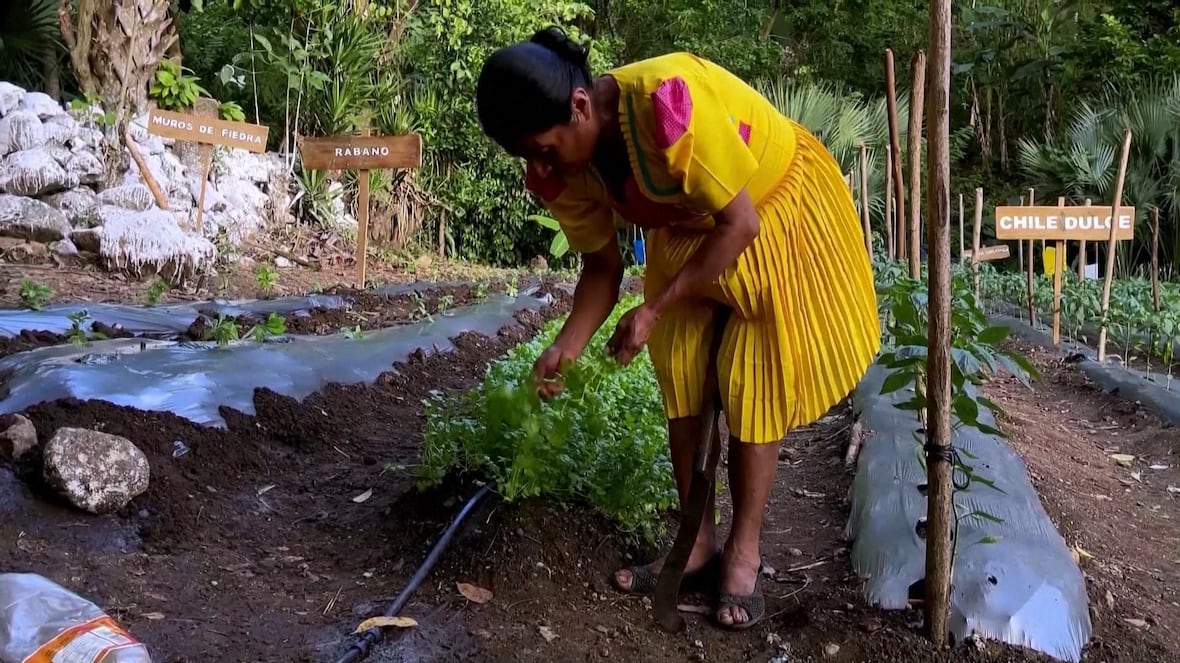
[885,145,895,259]
[1025,190,1037,327]
[1152,207,1161,312]
[958,193,965,263]
[907,51,927,278]
[1097,130,1134,363]
[859,143,872,257]
[1079,198,1092,279]
[1052,196,1066,345]
[923,0,954,646]
[971,188,983,299]
[885,50,907,264]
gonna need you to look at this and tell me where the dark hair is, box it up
[476,27,593,150]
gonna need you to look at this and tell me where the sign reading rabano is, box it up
[300,135,422,171]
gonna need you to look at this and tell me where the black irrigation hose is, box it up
[334,484,496,663]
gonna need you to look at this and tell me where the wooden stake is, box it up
[923,0,954,645]
[1079,198,1092,279]
[884,50,907,264]
[1024,190,1037,327]
[971,188,983,299]
[907,50,927,278]
[1152,207,1161,312]
[1052,195,1065,345]
[859,143,872,257]
[194,145,214,234]
[124,129,170,211]
[1097,129,1134,363]
[356,169,370,289]
[958,193,965,263]
[885,145,895,259]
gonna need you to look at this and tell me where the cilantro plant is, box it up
[420,295,674,543]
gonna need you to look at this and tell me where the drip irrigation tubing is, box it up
[333,484,496,663]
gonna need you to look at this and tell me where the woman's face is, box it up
[514,88,598,181]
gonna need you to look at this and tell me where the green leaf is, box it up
[528,214,561,231]
[977,535,1002,545]
[879,370,913,395]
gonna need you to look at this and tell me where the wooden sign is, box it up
[962,244,1009,261]
[299,133,423,288]
[147,108,269,153]
[147,108,270,234]
[994,205,1136,241]
[300,135,422,171]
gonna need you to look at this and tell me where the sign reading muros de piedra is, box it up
[994,205,1137,241]
[146,108,269,153]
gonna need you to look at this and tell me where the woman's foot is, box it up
[612,543,721,595]
[715,548,765,629]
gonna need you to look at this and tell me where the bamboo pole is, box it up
[1025,189,1037,327]
[1052,195,1066,345]
[907,50,927,278]
[972,188,983,299]
[958,193,965,263]
[1152,207,1161,312]
[859,143,872,257]
[1080,198,1092,279]
[1097,129,1134,363]
[923,0,954,645]
[885,145,895,259]
[885,50,906,264]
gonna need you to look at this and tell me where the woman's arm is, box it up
[648,190,759,316]
[554,234,625,354]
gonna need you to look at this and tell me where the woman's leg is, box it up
[716,435,779,625]
[613,416,720,590]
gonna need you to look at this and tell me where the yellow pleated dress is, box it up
[526,53,880,444]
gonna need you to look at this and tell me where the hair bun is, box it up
[530,26,589,68]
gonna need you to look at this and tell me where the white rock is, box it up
[0,194,71,241]
[43,113,78,137]
[43,144,72,165]
[127,123,167,155]
[274,256,293,268]
[42,427,150,514]
[0,414,38,461]
[18,92,64,120]
[0,82,24,117]
[100,183,155,211]
[0,110,46,154]
[220,150,282,185]
[44,188,101,226]
[69,126,104,152]
[0,149,76,196]
[95,206,215,283]
[65,150,104,186]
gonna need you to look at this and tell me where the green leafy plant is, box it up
[144,279,169,306]
[218,100,246,122]
[150,60,209,111]
[204,315,240,347]
[421,295,674,542]
[874,258,1039,566]
[255,264,279,294]
[65,310,106,348]
[529,214,570,259]
[247,312,287,341]
[19,280,51,310]
[343,325,365,340]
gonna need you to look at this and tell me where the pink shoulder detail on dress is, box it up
[650,77,693,150]
[737,121,752,145]
[524,168,566,203]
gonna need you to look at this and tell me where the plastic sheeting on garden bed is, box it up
[846,364,1091,662]
[0,289,551,427]
[0,295,349,338]
[994,313,1180,426]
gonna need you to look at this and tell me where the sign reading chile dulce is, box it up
[994,205,1137,241]
[146,108,269,153]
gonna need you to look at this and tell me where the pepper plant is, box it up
[874,261,1038,563]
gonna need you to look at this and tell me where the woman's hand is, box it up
[607,303,660,365]
[533,342,580,399]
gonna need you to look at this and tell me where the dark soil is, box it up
[2,281,1170,662]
